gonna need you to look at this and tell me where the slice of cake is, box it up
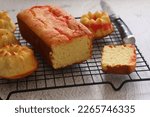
[80,11,113,39]
[17,5,93,69]
[101,44,136,74]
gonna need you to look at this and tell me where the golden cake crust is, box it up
[102,44,136,74]
[0,29,19,48]
[80,11,114,39]
[0,11,16,32]
[17,5,93,46]
[0,44,38,79]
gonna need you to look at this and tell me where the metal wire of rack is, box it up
[0,17,150,100]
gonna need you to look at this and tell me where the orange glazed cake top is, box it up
[17,5,93,45]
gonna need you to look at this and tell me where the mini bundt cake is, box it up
[0,11,16,32]
[101,44,136,74]
[80,11,113,39]
[0,29,19,48]
[0,44,38,79]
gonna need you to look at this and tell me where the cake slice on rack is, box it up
[101,44,136,74]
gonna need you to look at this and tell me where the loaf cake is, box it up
[0,44,38,79]
[80,11,113,39]
[0,11,16,32]
[0,29,19,48]
[17,5,93,69]
[101,44,136,74]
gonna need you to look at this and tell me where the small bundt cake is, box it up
[0,11,16,32]
[0,44,38,79]
[0,29,19,48]
[80,11,114,39]
[101,44,136,74]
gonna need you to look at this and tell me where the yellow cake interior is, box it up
[50,36,91,69]
[102,45,135,68]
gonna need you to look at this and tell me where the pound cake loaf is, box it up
[80,11,113,39]
[17,5,93,69]
[102,44,136,74]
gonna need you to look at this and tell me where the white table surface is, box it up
[0,0,150,100]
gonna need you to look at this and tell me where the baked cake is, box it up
[0,44,38,79]
[80,11,113,39]
[102,44,136,74]
[17,5,93,69]
[0,29,19,48]
[0,11,16,32]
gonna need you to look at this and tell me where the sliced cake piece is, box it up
[17,5,93,69]
[102,44,136,74]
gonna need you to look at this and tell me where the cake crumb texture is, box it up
[102,44,136,74]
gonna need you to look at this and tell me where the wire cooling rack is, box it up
[0,17,150,100]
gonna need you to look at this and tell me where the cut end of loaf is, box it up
[50,36,92,69]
